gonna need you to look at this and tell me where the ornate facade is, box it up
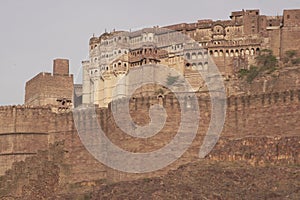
[82,9,300,107]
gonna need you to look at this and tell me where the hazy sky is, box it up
[0,0,299,105]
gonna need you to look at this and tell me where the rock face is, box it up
[0,142,64,199]
[208,136,300,165]
[89,161,300,200]
[0,137,299,199]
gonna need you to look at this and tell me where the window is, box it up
[287,15,290,19]
[192,53,196,59]
[186,53,191,60]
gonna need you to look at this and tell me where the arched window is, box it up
[245,49,250,55]
[198,63,203,70]
[192,53,197,59]
[235,49,239,57]
[225,50,229,57]
[241,49,244,56]
[219,50,224,57]
[250,48,255,55]
[186,53,191,60]
[204,62,208,71]
[192,63,196,69]
[256,48,260,54]
[214,50,219,57]
[198,52,203,59]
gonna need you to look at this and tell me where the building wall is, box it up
[25,59,74,107]
[82,9,300,107]
[280,10,300,58]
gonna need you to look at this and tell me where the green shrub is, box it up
[284,50,300,66]
[239,49,278,83]
[246,66,259,83]
[291,58,300,65]
[285,50,297,59]
[166,75,180,86]
[238,68,249,78]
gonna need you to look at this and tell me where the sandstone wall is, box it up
[25,72,73,106]
[0,106,55,175]
[1,89,299,184]
[280,10,300,58]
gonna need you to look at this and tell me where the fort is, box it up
[82,9,300,107]
[0,9,300,198]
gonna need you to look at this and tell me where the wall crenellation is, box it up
[226,89,300,109]
[105,89,300,112]
[0,88,299,183]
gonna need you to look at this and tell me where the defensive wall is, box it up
[0,89,299,185]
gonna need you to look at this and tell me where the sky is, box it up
[0,0,299,105]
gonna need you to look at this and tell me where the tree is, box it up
[255,49,278,73]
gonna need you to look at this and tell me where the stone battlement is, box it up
[0,86,300,183]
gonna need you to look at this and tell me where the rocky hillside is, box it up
[76,161,299,200]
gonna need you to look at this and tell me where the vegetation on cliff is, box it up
[238,49,278,83]
[283,50,300,67]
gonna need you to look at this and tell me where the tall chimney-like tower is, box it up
[53,58,69,75]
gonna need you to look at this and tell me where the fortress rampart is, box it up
[0,89,299,183]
